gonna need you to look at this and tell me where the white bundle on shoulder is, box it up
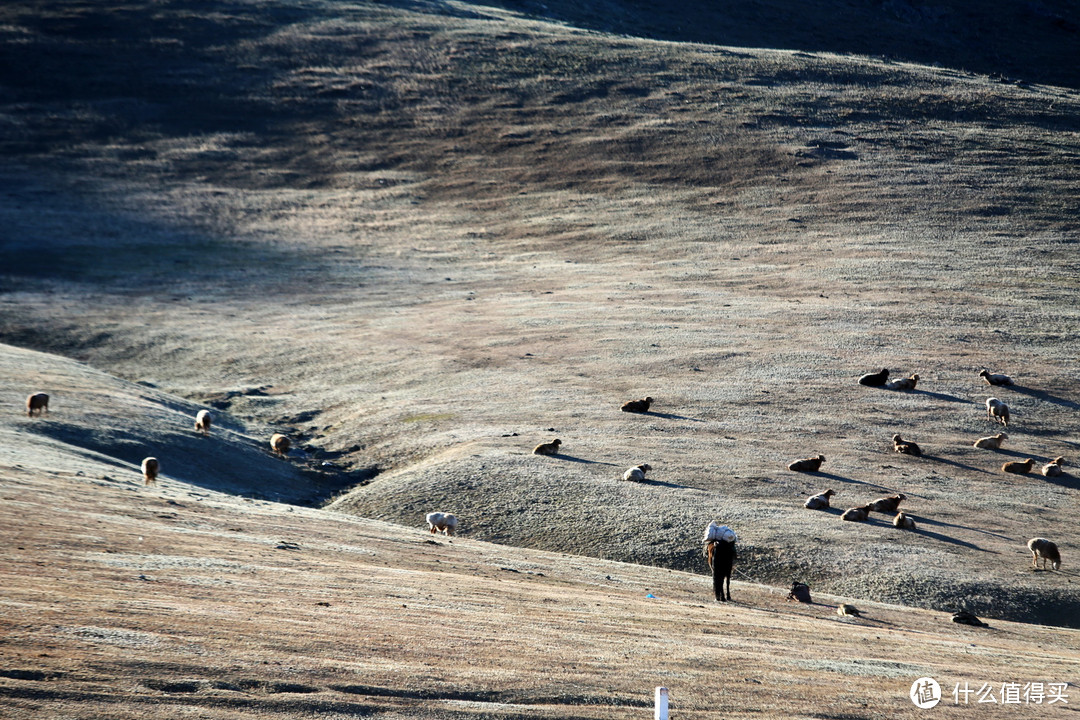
[703,521,737,544]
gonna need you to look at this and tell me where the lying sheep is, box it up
[841,504,873,522]
[870,493,906,513]
[622,464,652,481]
[804,488,836,510]
[270,433,291,456]
[788,454,825,472]
[952,610,988,627]
[621,396,654,413]
[973,432,1008,450]
[141,457,159,485]
[194,409,212,436]
[892,434,922,456]
[893,512,916,530]
[885,373,919,391]
[426,511,458,536]
[986,397,1010,426]
[1002,458,1034,475]
[1042,457,1066,477]
[837,603,861,617]
[533,438,561,455]
[858,368,889,387]
[979,369,1014,386]
[1028,538,1061,570]
[25,392,49,417]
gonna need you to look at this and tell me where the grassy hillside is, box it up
[1,0,1079,632]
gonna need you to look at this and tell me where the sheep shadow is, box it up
[913,515,1011,541]
[634,477,691,489]
[911,389,973,404]
[921,454,994,474]
[810,471,894,492]
[635,411,703,422]
[550,454,618,466]
[905,523,991,552]
[1040,472,1080,490]
[1005,384,1080,410]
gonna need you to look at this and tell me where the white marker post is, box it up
[655,686,669,720]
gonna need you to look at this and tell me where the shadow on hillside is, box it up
[1006,385,1080,410]
[551,453,618,466]
[645,411,704,422]
[914,515,1011,541]
[908,524,991,552]
[921,454,993,474]
[635,477,689,489]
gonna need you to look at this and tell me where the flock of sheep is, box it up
[792,367,1065,578]
[23,364,1066,611]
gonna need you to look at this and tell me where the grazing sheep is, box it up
[841,504,873,522]
[952,610,988,627]
[804,488,836,510]
[1041,457,1066,477]
[892,434,922,456]
[893,512,916,530]
[1028,538,1061,570]
[1028,537,1062,569]
[979,369,1014,386]
[141,457,159,485]
[1002,458,1034,474]
[837,604,861,617]
[885,373,919,391]
[270,433,291,457]
[25,392,49,417]
[870,493,906,513]
[986,397,1010,426]
[621,396,653,413]
[532,438,561,455]
[426,511,458,536]
[788,454,825,472]
[858,368,890,387]
[973,432,1008,450]
[702,521,737,602]
[786,581,812,603]
[622,463,652,481]
[194,409,212,436]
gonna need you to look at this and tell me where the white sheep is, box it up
[986,397,1010,426]
[622,464,652,481]
[841,504,873,522]
[804,488,836,510]
[270,433,291,456]
[979,369,1014,386]
[1041,457,1066,477]
[893,512,916,530]
[885,373,919,391]
[25,392,49,417]
[973,432,1008,450]
[194,409,212,436]
[141,457,159,485]
[426,512,458,536]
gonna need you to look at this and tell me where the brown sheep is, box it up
[979,369,1014,386]
[986,397,1010,426]
[1002,458,1034,474]
[1041,457,1066,477]
[804,489,836,510]
[788,454,825,472]
[841,504,873,522]
[892,434,922,456]
[885,373,919,391]
[25,392,49,417]
[270,433,291,457]
[870,493,906,513]
[973,433,1008,450]
[194,409,212,436]
[893,512,916,530]
[621,396,653,413]
[141,457,159,485]
[1028,538,1061,570]
[532,438,561,455]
